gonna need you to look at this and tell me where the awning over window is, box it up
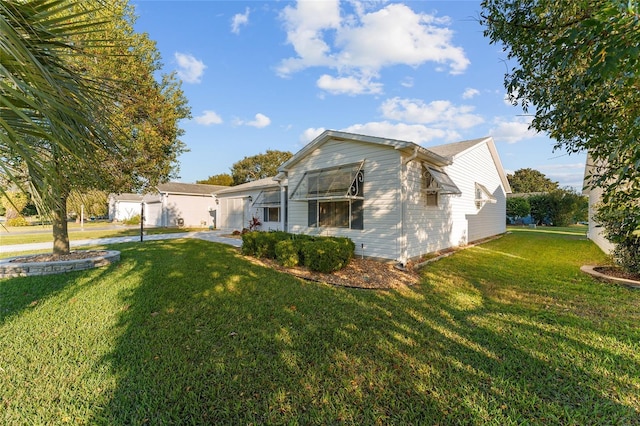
[290,161,364,200]
[423,166,461,195]
[475,182,497,203]
[252,188,281,207]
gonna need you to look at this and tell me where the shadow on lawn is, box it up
[93,237,639,424]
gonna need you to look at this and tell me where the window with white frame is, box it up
[291,162,364,230]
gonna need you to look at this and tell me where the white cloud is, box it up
[299,127,326,143]
[174,52,206,84]
[400,77,414,88]
[342,121,461,144]
[231,7,250,34]
[537,163,587,190]
[316,73,383,95]
[488,117,538,144]
[278,1,469,94]
[235,113,271,128]
[194,110,223,126]
[462,88,480,99]
[380,97,484,129]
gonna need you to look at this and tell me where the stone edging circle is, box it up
[0,250,121,279]
[580,265,640,289]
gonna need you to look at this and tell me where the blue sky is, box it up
[131,0,587,189]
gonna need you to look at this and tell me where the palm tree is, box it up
[1,0,116,254]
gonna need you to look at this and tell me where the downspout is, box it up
[400,147,419,266]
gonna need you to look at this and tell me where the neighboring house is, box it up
[582,155,615,254]
[109,182,226,228]
[109,193,162,225]
[156,182,227,228]
[274,130,511,264]
[214,177,285,231]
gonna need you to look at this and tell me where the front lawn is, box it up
[1,229,638,424]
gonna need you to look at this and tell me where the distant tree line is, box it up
[506,168,587,226]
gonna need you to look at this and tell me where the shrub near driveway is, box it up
[0,231,638,424]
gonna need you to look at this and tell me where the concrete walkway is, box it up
[0,230,242,254]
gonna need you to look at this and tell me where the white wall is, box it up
[286,138,403,260]
[161,194,215,228]
[404,159,457,260]
[587,185,615,254]
[445,143,507,243]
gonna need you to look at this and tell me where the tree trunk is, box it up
[52,193,70,255]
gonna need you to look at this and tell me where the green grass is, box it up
[0,225,197,246]
[1,230,638,424]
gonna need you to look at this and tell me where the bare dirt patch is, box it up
[247,256,420,289]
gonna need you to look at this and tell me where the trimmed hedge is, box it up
[241,231,355,272]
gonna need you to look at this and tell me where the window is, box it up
[263,207,280,222]
[308,199,363,229]
[421,164,461,207]
[293,162,365,230]
[474,182,497,209]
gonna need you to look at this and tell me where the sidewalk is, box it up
[0,230,242,254]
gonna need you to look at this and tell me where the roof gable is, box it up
[431,136,511,194]
[278,130,450,172]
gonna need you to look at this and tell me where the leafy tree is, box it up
[1,192,28,220]
[528,189,588,227]
[197,174,234,186]
[481,0,640,270]
[507,168,558,193]
[67,190,108,220]
[2,0,189,254]
[231,150,293,185]
[506,197,531,221]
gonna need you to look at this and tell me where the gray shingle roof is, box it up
[156,182,228,195]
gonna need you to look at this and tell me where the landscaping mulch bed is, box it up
[594,266,640,282]
[247,256,420,289]
[8,251,109,263]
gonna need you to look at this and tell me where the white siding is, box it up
[444,143,507,243]
[286,138,402,260]
[404,159,458,260]
[162,194,215,228]
[587,186,615,254]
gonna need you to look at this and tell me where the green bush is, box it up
[6,216,29,227]
[302,238,354,273]
[241,231,259,256]
[241,231,355,272]
[275,240,299,267]
[123,215,141,226]
[254,231,290,259]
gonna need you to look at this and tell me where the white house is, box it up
[269,130,511,264]
[214,177,285,231]
[110,182,226,228]
[582,155,615,254]
[156,182,226,228]
[109,193,162,225]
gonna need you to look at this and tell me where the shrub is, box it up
[6,216,29,227]
[275,240,299,267]
[594,202,640,274]
[254,231,290,259]
[123,215,140,226]
[241,231,259,256]
[302,238,354,273]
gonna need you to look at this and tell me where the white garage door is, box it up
[223,198,245,231]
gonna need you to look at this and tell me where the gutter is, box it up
[399,147,419,266]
